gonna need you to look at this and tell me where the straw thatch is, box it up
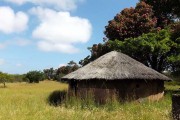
[62,51,171,81]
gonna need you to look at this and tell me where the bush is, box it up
[24,71,45,83]
[48,90,67,106]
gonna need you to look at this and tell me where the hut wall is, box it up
[69,80,164,103]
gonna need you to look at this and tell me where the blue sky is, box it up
[0,0,139,74]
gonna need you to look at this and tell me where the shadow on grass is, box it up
[165,89,180,97]
[47,90,67,106]
[0,86,7,88]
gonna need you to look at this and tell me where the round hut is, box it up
[62,51,171,103]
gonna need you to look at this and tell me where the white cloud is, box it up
[31,7,92,53]
[5,0,26,5]
[0,59,5,65]
[5,0,84,11]
[15,39,31,46]
[0,6,29,34]
[16,63,23,67]
[37,41,79,53]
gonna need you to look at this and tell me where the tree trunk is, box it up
[157,55,165,72]
[150,55,159,72]
[3,82,6,88]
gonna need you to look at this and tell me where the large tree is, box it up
[104,2,157,41]
[141,0,180,28]
[109,29,180,72]
[80,28,180,72]
[80,1,180,72]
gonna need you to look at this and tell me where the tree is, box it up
[140,0,180,28]
[80,1,180,72]
[57,61,80,78]
[109,29,180,72]
[104,2,157,41]
[25,71,45,83]
[79,43,111,66]
[0,72,10,87]
[168,23,180,73]
[43,68,55,80]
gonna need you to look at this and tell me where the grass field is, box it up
[0,80,178,120]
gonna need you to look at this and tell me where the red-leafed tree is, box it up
[140,0,180,28]
[80,1,180,73]
[104,2,157,41]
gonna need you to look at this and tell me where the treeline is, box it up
[23,60,79,83]
[43,61,79,81]
[0,61,80,86]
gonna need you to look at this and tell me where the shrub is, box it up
[24,71,45,83]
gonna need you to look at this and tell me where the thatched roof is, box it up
[62,51,171,81]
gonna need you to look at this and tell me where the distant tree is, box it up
[8,74,25,82]
[79,43,111,66]
[104,2,157,41]
[43,68,55,80]
[57,61,80,78]
[0,72,10,87]
[25,71,45,83]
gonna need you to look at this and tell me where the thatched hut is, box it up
[62,51,171,103]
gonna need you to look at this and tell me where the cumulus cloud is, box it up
[31,7,92,53]
[0,59,5,65]
[5,0,84,11]
[0,6,29,34]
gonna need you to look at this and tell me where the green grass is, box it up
[0,81,178,120]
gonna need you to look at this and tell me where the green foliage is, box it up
[80,29,180,72]
[80,1,180,73]
[57,61,79,76]
[79,43,111,66]
[109,29,180,72]
[25,70,45,83]
[43,61,80,81]
[0,72,10,87]
[8,74,26,82]
[104,1,156,41]
[43,68,56,80]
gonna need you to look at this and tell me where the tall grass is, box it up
[0,81,175,120]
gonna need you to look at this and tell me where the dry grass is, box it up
[0,81,175,120]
